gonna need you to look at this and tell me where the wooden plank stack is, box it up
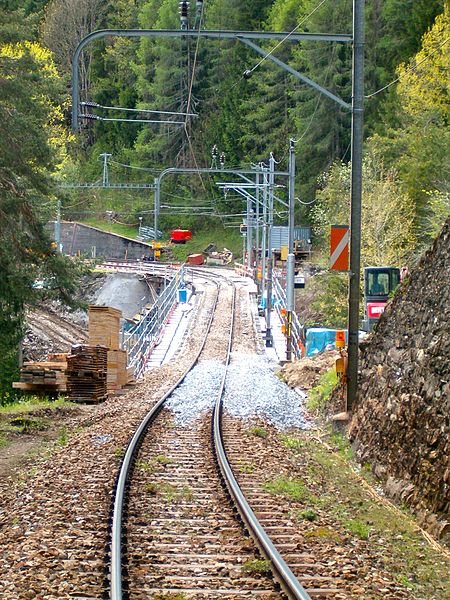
[107,349,128,393]
[13,354,68,394]
[12,306,132,402]
[88,305,122,350]
[66,344,108,403]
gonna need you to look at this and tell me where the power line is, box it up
[365,36,450,99]
[80,101,197,117]
[246,0,329,76]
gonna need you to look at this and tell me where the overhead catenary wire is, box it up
[365,36,450,99]
[80,101,197,117]
[245,0,329,76]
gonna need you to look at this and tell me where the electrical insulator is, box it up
[81,101,99,108]
[243,69,253,80]
[179,1,189,29]
[211,144,218,158]
[220,153,226,168]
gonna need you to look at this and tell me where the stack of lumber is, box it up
[88,305,122,350]
[66,344,108,403]
[13,357,67,393]
[107,349,128,392]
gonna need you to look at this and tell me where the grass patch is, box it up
[264,477,310,501]
[297,508,318,522]
[279,432,450,598]
[0,396,73,415]
[242,559,271,575]
[307,368,338,413]
[153,594,186,600]
[8,416,49,433]
[237,460,256,474]
[56,427,68,446]
[169,226,243,263]
[145,482,193,502]
[81,219,139,240]
[305,526,341,541]
[280,435,305,451]
[155,455,173,465]
[328,430,353,460]
[246,426,268,439]
[344,518,371,540]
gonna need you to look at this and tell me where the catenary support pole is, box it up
[154,177,160,241]
[55,199,61,251]
[286,253,295,361]
[246,193,252,270]
[255,171,260,288]
[265,154,275,346]
[347,0,365,411]
[288,139,296,254]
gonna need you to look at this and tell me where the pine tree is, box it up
[0,34,83,396]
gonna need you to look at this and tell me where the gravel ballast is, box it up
[166,353,310,430]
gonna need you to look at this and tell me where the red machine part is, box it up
[170,229,193,243]
[367,302,386,319]
[187,253,204,265]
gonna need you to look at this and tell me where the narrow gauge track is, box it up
[108,270,312,599]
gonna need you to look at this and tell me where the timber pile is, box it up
[349,219,450,539]
[66,344,108,403]
[88,305,121,350]
[107,349,128,393]
[12,354,68,393]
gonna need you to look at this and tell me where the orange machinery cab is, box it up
[170,229,193,244]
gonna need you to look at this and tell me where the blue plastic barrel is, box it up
[178,289,187,303]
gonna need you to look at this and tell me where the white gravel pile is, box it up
[225,353,310,430]
[165,360,224,423]
[166,353,310,430]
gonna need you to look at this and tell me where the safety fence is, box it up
[121,265,186,379]
[272,276,305,359]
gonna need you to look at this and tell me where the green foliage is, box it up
[242,559,271,574]
[308,272,349,329]
[298,508,317,522]
[264,476,309,501]
[307,369,338,413]
[246,426,268,439]
[0,30,84,396]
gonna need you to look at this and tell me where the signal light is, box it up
[336,330,345,348]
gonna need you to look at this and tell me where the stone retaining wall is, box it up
[52,221,152,260]
[349,220,449,539]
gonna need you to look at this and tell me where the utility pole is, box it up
[347,0,365,411]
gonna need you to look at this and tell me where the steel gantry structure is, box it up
[71,1,365,409]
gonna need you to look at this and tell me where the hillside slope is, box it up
[349,219,449,539]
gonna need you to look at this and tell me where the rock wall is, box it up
[349,219,449,539]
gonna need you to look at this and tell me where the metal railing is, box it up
[272,276,304,359]
[121,265,186,378]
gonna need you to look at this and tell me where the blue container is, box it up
[178,288,187,303]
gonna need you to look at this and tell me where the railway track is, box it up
[107,269,340,599]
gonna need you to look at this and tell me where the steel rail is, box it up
[109,277,222,600]
[110,267,311,599]
[212,293,311,600]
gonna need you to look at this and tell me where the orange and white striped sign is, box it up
[330,225,349,271]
